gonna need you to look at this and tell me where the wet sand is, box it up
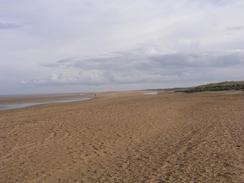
[0,91,244,182]
[0,93,93,110]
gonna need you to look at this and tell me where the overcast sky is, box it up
[0,0,244,94]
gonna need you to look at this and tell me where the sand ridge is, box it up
[0,91,244,182]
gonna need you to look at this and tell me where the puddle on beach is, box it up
[144,91,159,95]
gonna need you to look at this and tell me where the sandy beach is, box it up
[0,91,244,182]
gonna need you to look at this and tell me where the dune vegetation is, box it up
[178,81,244,93]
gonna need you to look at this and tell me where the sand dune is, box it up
[0,91,243,182]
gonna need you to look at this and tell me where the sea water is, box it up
[0,96,92,111]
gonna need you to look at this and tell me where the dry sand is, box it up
[0,91,244,182]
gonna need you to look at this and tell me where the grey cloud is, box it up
[34,51,244,86]
[0,21,21,29]
[44,51,243,70]
[150,53,242,68]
